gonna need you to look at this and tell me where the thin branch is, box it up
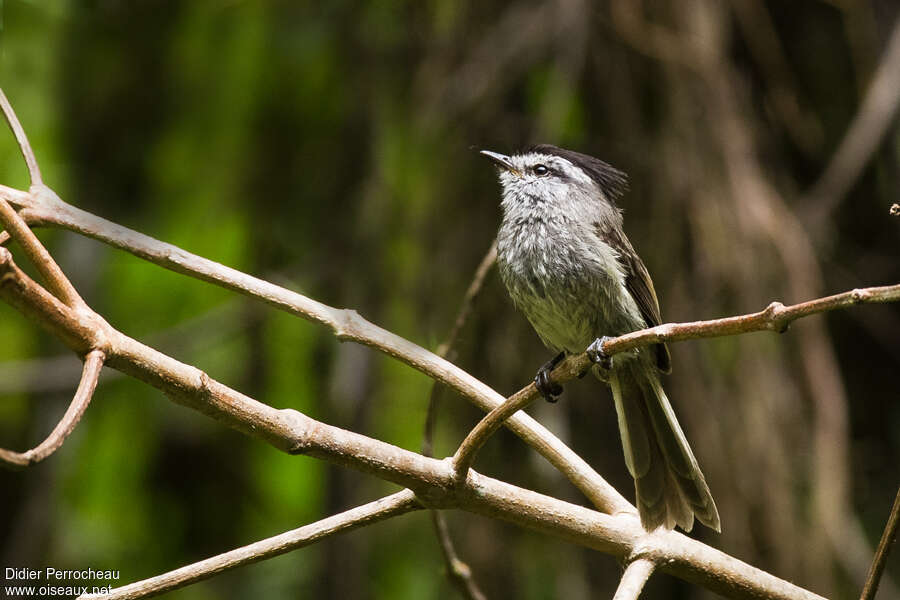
[431,511,487,600]
[0,194,85,308]
[613,558,656,600]
[0,349,105,469]
[0,229,830,600]
[806,14,900,226]
[859,485,900,600]
[436,238,497,358]
[452,380,542,479]
[592,285,900,370]
[79,490,421,600]
[0,88,42,185]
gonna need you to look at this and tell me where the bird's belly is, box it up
[502,261,641,354]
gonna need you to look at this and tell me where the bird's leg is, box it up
[535,351,565,403]
[586,336,615,373]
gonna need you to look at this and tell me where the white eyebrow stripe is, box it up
[512,152,596,188]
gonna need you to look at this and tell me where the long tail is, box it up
[608,361,720,532]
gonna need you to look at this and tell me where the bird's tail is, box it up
[608,361,720,532]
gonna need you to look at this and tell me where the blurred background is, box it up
[1,1,899,598]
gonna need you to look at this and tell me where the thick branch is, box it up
[80,490,421,600]
[0,349,105,468]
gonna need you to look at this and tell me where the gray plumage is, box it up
[485,144,720,532]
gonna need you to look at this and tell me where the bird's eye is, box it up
[533,164,549,176]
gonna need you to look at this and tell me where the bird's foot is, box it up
[586,336,614,371]
[535,352,565,403]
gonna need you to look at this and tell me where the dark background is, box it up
[1,1,899,598]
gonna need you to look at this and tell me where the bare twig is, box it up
[806,14,900,226]
[859,485,900,600]
[595,285,900,366]
[431,511,487,600]
[79,490,421,600]
[0,88,42,185]
[0,349,105,468]
[613,558,656,600]
[452,378,543,479]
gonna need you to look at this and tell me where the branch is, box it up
[859,485,900,600]
[613,558,655,600]
[79,490,421,600]
[0,349,105,468]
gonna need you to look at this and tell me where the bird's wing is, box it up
[598,222,672,373]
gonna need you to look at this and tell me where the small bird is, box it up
[482,144,720,532]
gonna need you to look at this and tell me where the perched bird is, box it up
[482,144,720,532]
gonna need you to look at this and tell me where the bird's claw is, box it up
[534,351,565,403]
[587,336,614,371]
[535,369,563,403]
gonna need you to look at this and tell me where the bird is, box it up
[482,144,720,532]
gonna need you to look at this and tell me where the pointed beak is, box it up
[480,150,517,173]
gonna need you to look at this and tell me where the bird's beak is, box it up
[480,150,517,174]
